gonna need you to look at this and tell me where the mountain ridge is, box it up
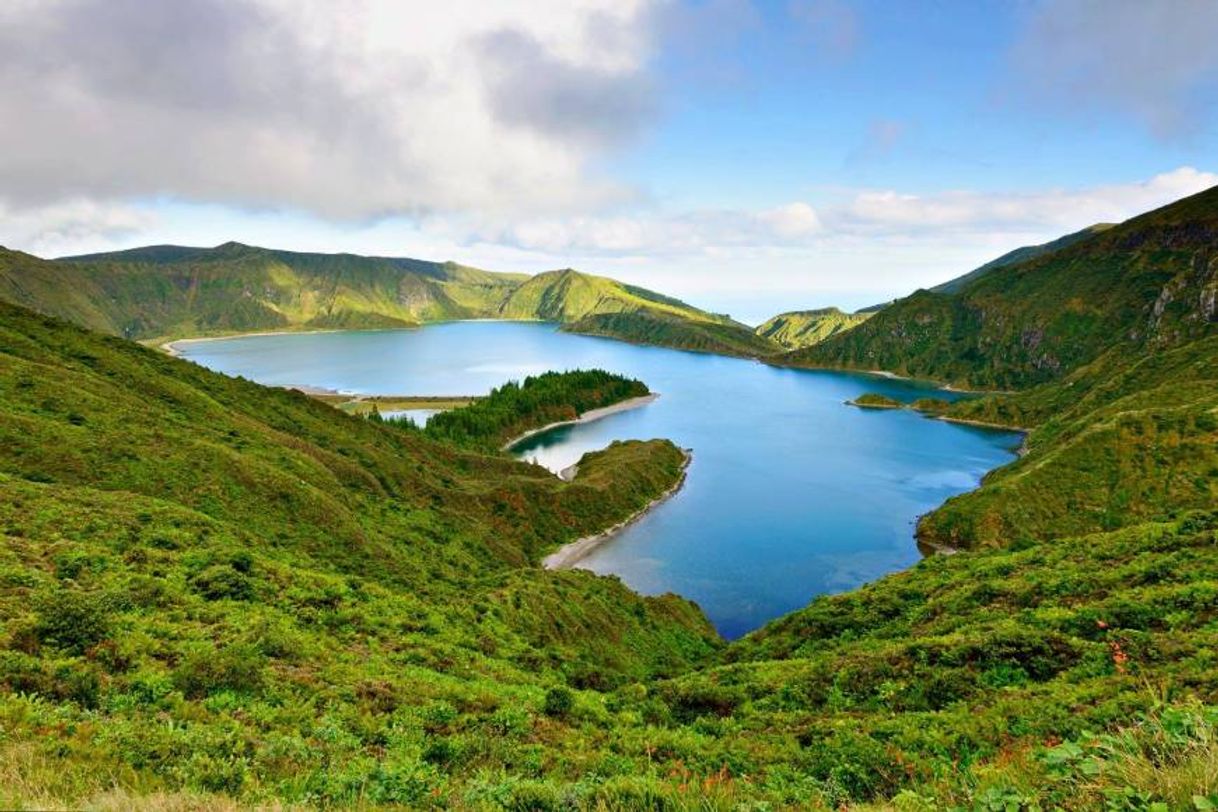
[930,222,1116,294]
[780,183,1218,389]
[754,306,872,349]
[2,242,777,357]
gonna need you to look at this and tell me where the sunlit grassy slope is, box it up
[498,268,778,356]
[754,307,871,349]
[0,243,777,356]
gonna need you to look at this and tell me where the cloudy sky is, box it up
[2,0,1217,322]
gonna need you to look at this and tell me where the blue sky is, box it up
[637,2,1167,199]
[1,0,1216,323]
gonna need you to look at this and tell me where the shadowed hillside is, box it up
[782,184,1218,389]
[931,223,1115,295]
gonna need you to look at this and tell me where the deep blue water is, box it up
[179,322,1020,638]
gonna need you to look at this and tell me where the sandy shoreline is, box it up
[159,320,548,357]
[161,328,348,357]
[501,393,660,451]
[542,449,692,570]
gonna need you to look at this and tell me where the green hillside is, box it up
[714,509,1218,809]
[931,223,1115,294]
[782,184,1218,389]
[496,268,691,323]
[0,244,778,358]
[0,300,729,807]
[913,334,1218,551]
[0,243,517,340]
[3,300,1218,808]
[498,268,777,357]
[567,310,780,357]
[754,307,871,349]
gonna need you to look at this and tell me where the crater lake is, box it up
[177,322,1020,638]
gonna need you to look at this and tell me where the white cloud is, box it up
[454,167,1218,258]
[829,167,1218,235]
[0,199,157,257]
[9,167,1211,324]
[757,202,823,239]
[405,166,1217,319]
[0,0,659,219]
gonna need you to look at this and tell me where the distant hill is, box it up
[0,242,778,357]
[781,185,1218,389]
[754,307,871,349]
[567,309,779,356]
[1,242,521,339]
[497,268,776,356]
[931,223,1115,294]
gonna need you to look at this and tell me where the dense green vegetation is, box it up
[754,307,870,350]
[784,185,1218,390]
[931,223,1115,295]
[847,392,902,409]
[915,333,1218,551]
[566,310,778,358]
[4,298,1216,810]
[417,370,649,451]
[0,300,732,808]
[712,510,1218,809]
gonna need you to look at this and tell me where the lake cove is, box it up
[178,321,1020,639]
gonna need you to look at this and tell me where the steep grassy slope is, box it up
[498,268,779,357]
[0,300,733,806]
[0,243,522,339]
[913,334,1218,550]
[754,307,870,349]
[932,223,1115,294]
[3,297,1218,806]
[0,244,778,357]
[784,185,1218,389]
[567,309,779,357]
[496,268,694,323]
[707,510,1218,808]
[0,299,706,583]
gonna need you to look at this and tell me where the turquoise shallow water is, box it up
[179,322,1020,638]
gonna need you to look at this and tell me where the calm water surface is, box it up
[180,323,1020,638]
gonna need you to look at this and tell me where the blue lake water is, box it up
[178,322,1020,638]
